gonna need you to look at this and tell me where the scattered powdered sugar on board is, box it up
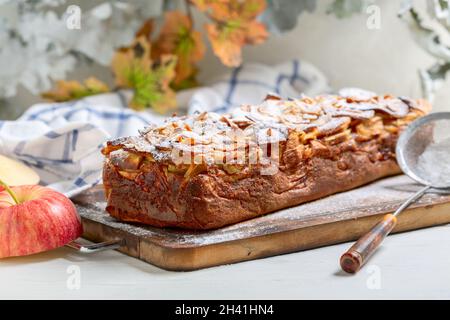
[416,137,450,187]
[76,175,450,247]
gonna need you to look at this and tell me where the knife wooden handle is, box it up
[340,214,397,274]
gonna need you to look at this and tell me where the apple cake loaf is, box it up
[101,89,431,230]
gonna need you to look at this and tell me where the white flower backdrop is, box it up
[0,0,170,98]
[0,0,449,118]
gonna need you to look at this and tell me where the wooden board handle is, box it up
[340,214,397,274]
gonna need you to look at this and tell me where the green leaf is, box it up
[111,36,177,113]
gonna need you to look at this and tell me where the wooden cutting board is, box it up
[72,175,450,271]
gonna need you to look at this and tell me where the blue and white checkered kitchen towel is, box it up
[0,60,329,197]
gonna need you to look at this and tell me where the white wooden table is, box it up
[1,223,449,299]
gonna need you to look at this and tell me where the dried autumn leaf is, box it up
[189,0,219,11]
[42,77,110,102]
[136,19,154,39]
[153,11,206,88]
[129,54,178,112]
[111,36,177,113]
[202,0,268,67]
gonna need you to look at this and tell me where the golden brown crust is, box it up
[104,154,401,230]
[102,89,431,230]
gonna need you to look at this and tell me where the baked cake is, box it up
[102,88,431,229]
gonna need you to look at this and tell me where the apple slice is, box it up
[0,154,40,186]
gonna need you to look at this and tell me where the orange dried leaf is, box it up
[153,11,206,87]
[206,23,245,67]
[42,77,110,102]
[136,19,154,39]
[208,0,266,21]
[202,0,268,67]
[189,0,217,11]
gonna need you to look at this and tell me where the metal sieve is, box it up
[341,112,450,273]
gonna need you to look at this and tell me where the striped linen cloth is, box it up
[0,60,329,197]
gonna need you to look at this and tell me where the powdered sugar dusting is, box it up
[417,137,450,187]
[76,175,450,248]
[104,91,419,164]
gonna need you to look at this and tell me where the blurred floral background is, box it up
[1,0,449,119]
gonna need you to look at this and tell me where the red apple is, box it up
[0,183,83,258]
